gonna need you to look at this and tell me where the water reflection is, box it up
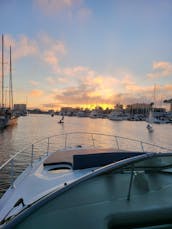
[0,114,172,166]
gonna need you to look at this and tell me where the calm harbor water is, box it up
[0,114,172,166]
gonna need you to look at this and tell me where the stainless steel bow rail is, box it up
[0,132,171,197]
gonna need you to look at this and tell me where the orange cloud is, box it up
[30,89,44,97]
[29,80,39,86]
[34,0,92,21]
[35,0,82,13]
[39,34,66,74]
[77,7,92,22]
[164,84,172,91]
[63,66,90,77]
[40,34,66,55]
[147,61,172,79]
[43,51,59,67]
[26,59,171,109]
[5,34,38,61]
[4,33,66,77]
[4,33,171,110]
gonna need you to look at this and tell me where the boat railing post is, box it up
[10,159,15,188]
[115,136,119,151]
[47,137,50,156]
[65,134,67,149]
[140,141,144,152]
[91,134,95,147]
[31,144,34,167]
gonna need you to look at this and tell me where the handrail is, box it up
[0,131,172,170]
[0,131,172,196]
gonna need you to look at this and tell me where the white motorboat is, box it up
[146,110,154,132]
[89,110,100,118]
[0,132,172,229]
[146,124,154,133]
[77,111,88,117]
[108,110,126,121]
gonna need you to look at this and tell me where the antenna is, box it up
[153,84,156,108]
[9,46,13,109]
[1,34,4,108]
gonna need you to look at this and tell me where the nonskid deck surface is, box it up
[0,154,93,223]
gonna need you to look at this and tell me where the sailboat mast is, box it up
[1,34,4,108]
[153,84,156,108]
[9,46,13,109]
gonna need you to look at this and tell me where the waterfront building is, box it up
[60,107,78,116]
[14,104,26,111]
[126,103,151,116]
[164,99,172,112]
[13,104,27,116]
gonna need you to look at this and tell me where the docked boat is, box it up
[0,116,7,130]
[0,109,18,129]
[89,110,100,118]
[0,36,18,130]
[77,111,88,117]
[108,110,130,121]
[153,117,170,124]
[6,115,18,127]
[0,132,172,229]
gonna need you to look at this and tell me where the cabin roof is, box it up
[43,148,145,170]
[43,148,115,166]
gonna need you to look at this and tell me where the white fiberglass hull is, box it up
[1,132,172,229]
[6,116,18,126]
[3,162,172,229]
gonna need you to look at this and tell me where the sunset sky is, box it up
[0,0,172,111]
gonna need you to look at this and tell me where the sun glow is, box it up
[36,103,115,112]
[80,104,114,110]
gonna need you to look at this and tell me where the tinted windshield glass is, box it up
[124,154,172,170]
